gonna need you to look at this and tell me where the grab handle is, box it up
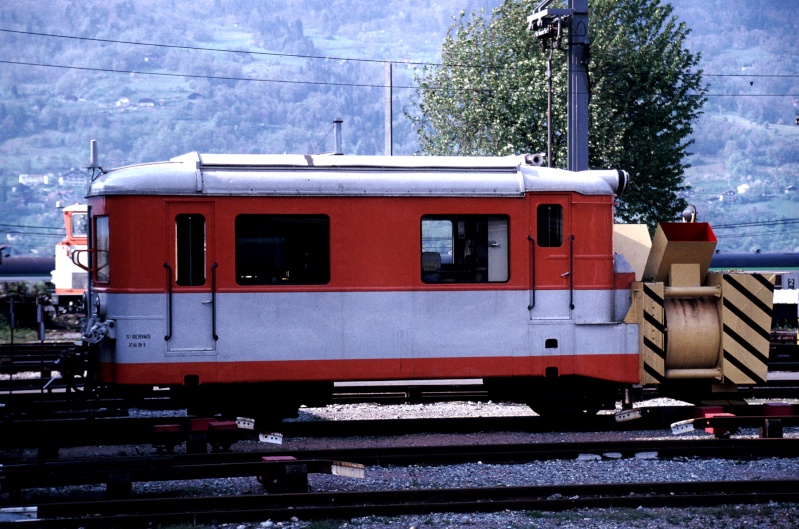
[164,263,173,341]
[527,235,536,310]
[211,263,219,341]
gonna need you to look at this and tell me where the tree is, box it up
[411,0,707,229]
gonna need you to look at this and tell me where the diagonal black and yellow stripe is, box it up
[640,282,666,384]
[721,273,774,385]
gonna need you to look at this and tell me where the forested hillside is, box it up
[1,0,798,255]
[669,0,799,252]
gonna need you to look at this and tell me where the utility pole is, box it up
[528,0,591,171]
[567,0,589,171]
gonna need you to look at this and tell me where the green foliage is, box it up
[412,0,707,230]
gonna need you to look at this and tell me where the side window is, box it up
[235,214,330,285]
[421,215,509,283]
[95,215,110,283]
[537,204,563,247]
[175,214,206,287]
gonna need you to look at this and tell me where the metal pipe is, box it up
[665,368,723,380]
[664,286,721,298]
[334,118,343,155]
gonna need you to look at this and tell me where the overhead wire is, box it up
[0,223,63,233]
[4,28,799,79]
[2,28,799,97]
[711,217,799,230]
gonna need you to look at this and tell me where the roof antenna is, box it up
[333,118,343,155]
[86,139,104,181]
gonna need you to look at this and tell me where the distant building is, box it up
[139,98,156,107]
[18,173,53,186]
[116,97,130,107]
[59,168,86,187]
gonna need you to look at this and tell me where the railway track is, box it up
[5,437,799,489]
[3,439,799,527]
[2,401,799,460]
[7,479,799,528]
[0,411,694,457]
[4,375,799,422]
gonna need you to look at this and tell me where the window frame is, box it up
[536,204,564,248]
[175,213,206,287]
[234,214,331,286]
[94,215,110,284]
[420,214,509,284]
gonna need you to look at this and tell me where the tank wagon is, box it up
[75,153,773,422]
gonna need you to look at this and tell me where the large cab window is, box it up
[235,214,330,285]
[421,215,509,283]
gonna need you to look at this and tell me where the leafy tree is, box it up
[411,0,708,229]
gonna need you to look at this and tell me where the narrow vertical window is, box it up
[95,216,110,283]
[537,204,563,247]
[176,214,206,286]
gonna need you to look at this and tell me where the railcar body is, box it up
[82,153,639,417]
[79,153,773,421]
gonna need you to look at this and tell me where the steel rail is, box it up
[0,410,703,453]
[10,479,799,528]
[4,438,799,498]
[3,403,799,455]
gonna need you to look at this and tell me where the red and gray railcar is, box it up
[78,153,772,421]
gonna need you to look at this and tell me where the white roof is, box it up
[86,152,628,198]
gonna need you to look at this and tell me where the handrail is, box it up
[211,262,219,341]
[569,234,575,310]
[70,249,95,273]
[527,235,536,310]
[164,263,173,341]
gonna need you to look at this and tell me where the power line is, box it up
[0,59,413,90]
[0,28,434,68]
[0,233,64,240]
[704,73,799,79]
[712,217,799,230]
[5,59,798,99]
[4,27,799,82]
[716,227,799,240]
[0,223,63,232]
